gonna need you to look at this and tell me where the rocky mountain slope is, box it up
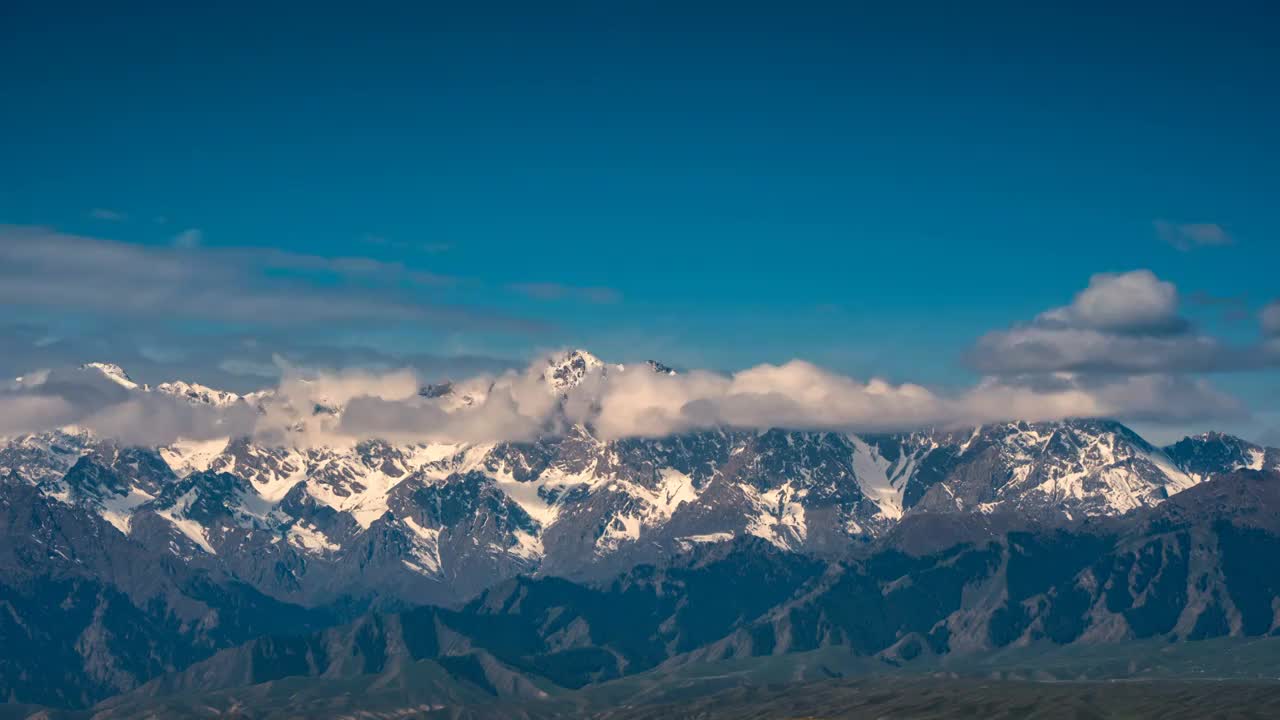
[0,474,335,708]
[90,469,1280,718]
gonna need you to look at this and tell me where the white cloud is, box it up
[584,361,1241,438]
[968,270,1278,375]
[0,394,74,438]
[89,208,128,222]
[1041,270,1185,335]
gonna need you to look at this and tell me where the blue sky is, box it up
[2,1,1278,440]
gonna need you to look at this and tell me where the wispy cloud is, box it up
[361,234,452,254]
[1187,291,1253,323]
[0,224,539,332]
[1154,219,1234,251]
[509,282,622,304]
[89,208,128,221]
[171,228,202,249]
[0,320,521,394]
[1038,269,1187,335]
[1187,291,1249,309]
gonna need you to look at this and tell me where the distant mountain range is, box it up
[66,469,1280,718]
[2,351,1279,712]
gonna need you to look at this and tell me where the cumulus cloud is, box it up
[1154,219,1234,251]
[80,396,259,447]
[968,270,1278,375]
[335,362,569,444]
[583,361,1245,438]
[587,362,946,437]
[256,365,424,446]
[0,394,75,438]
[1037,270,1185,335]
[340,386,551,445]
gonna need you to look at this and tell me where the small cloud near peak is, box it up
[89,208,128,222]
[1154,219,1233,251]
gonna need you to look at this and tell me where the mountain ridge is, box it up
[2,353,1278,707]
[6,353,1277,603]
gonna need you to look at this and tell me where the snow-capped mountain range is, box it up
[2,351,1277,607]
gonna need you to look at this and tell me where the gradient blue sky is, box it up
[2,1,1278,438]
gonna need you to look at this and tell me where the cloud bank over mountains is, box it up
[1,252,1274,446]
[0,353,1246,448]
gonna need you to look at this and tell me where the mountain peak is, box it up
[1163,431,1272,478]
[646,359,677,375]
[542,349,606,391]
[155,380,244,407]
[1192,430,1238,443]
[79,362,140,390]
[540,350,678,392]
[551,348,603,367]
[1168,430,1254,449]
[418,381,455,399]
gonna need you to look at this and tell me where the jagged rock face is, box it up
[542,349,608,392]
[34,445,176,534]
[681,472,1280,666]
[47,456,134,505]
[0,428,95,485]
[1164,431,1280,481]
[377,470,542,598]
[0,476,330,708]
[905,420,1199,520]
